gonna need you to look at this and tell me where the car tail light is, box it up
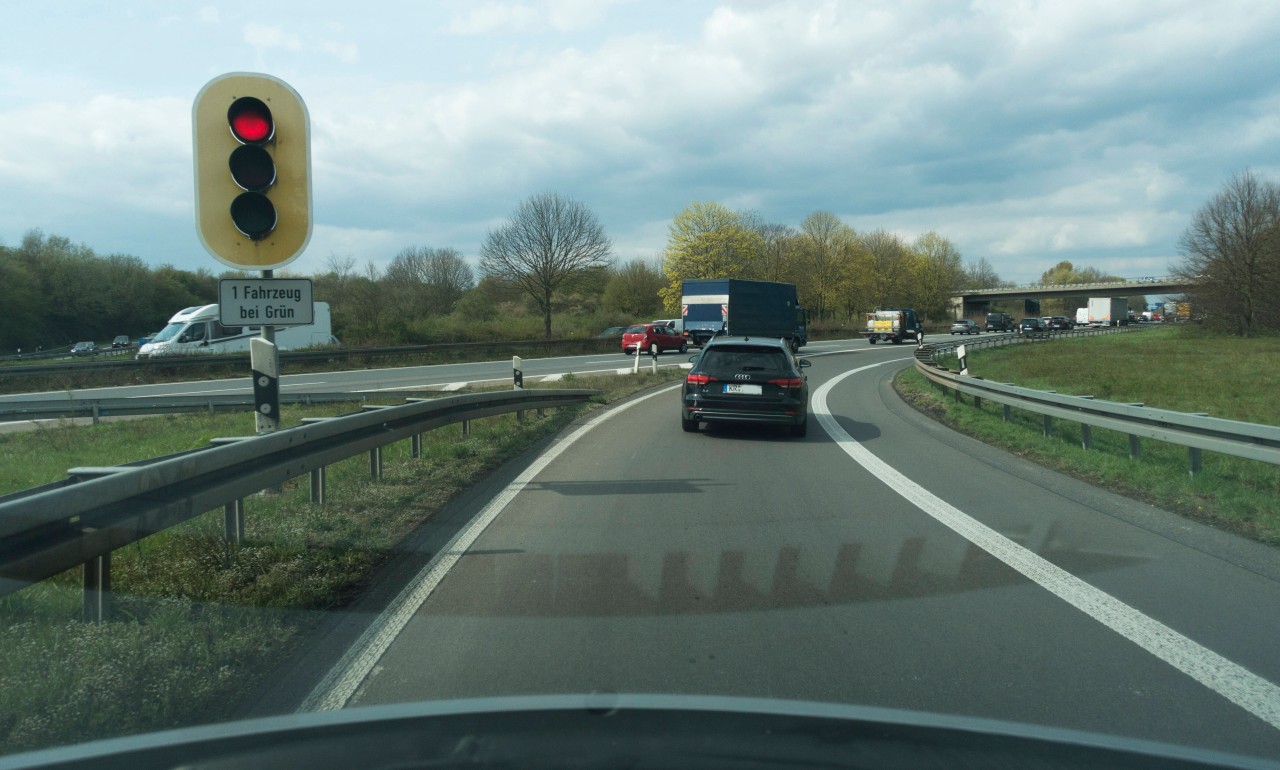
[687,373,716,385]
[768,377,803,389]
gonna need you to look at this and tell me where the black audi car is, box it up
[680,336,811,437]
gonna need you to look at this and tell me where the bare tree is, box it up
[1176,169,1280,336]
[962,256,1001,288]
[385,246,475,316]
[739,210,796,283]
[480,192,613,338]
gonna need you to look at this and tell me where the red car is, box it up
[621,323,687,355]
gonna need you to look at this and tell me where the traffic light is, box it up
[193,73,311,270]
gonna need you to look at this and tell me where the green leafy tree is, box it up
[911,231,965,323]
[796,211,860,321]
[0,251,41,351]
[659,202,764,311]
[861,229,916,309]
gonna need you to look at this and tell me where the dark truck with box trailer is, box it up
[681,279,808,351]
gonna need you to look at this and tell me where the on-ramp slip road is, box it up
[270,344,1280,761]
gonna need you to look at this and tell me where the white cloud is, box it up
[243,23,304,53]
[199,6,220,24]
[546,0,621,31]
[449,3,540,35]
[448,0,623,35]
[319,39,359,64]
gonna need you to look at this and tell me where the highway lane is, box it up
[298,343,1280,759]
[0,338,866,402]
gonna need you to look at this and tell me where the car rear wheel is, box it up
[681,414,699,433]
[679,341,687,353]
[789,416,808,437]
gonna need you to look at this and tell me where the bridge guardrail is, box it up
[914,327,1280,474]
[0,387,597,620]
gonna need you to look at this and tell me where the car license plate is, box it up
[723,383,762,395]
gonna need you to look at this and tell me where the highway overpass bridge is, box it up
[950,276,1195,319]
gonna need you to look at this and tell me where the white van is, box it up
[136,303,336,359]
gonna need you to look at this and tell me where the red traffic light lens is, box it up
[228,97,273,144]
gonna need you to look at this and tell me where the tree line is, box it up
[3,193,1006,352]
[658,202,1000,325]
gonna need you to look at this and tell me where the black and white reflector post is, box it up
[251,336,281,433]
[513,356,523,389]
[957,344,968,376]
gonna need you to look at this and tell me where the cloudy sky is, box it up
[3,0,1279,284]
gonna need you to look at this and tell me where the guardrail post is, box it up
[370,447,383,479]
[310,467,326,504]
[223,499,244,543]
[1124,402,1144,459]
[1042,414,1053,437]
[1189,447,1203,476]
[1081,424,1092,450]
[462,419,470,436]
[83,552,111,623]
[411,433,422,458]
[1002,404,1011,422]
[91,403,100,426]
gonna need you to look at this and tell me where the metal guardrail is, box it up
[914,327,1280,474]
[0,337,615,378]
[0,392,370,424]
[0,388,597,620]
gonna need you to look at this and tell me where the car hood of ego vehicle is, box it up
[1,694,1274,770]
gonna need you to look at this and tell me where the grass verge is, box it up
[0,368,685,757]
[897,325,1280,544]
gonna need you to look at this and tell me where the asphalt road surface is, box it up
[280,344,1280,760]
[0,339,861,403]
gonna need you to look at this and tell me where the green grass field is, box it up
[900,325,1280,543]
[0,369,685,756]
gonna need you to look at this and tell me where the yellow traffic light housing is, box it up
[193,73,311,270]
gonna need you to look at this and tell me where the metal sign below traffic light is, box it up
[193,73,312,271]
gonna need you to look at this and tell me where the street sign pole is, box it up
[252,268,280,434]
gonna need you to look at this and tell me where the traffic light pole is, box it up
[252,268,281,434]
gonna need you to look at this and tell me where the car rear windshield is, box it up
[624,325,647,333]
[698,346,790,372]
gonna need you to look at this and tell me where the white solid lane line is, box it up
[814,360,1280,732]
